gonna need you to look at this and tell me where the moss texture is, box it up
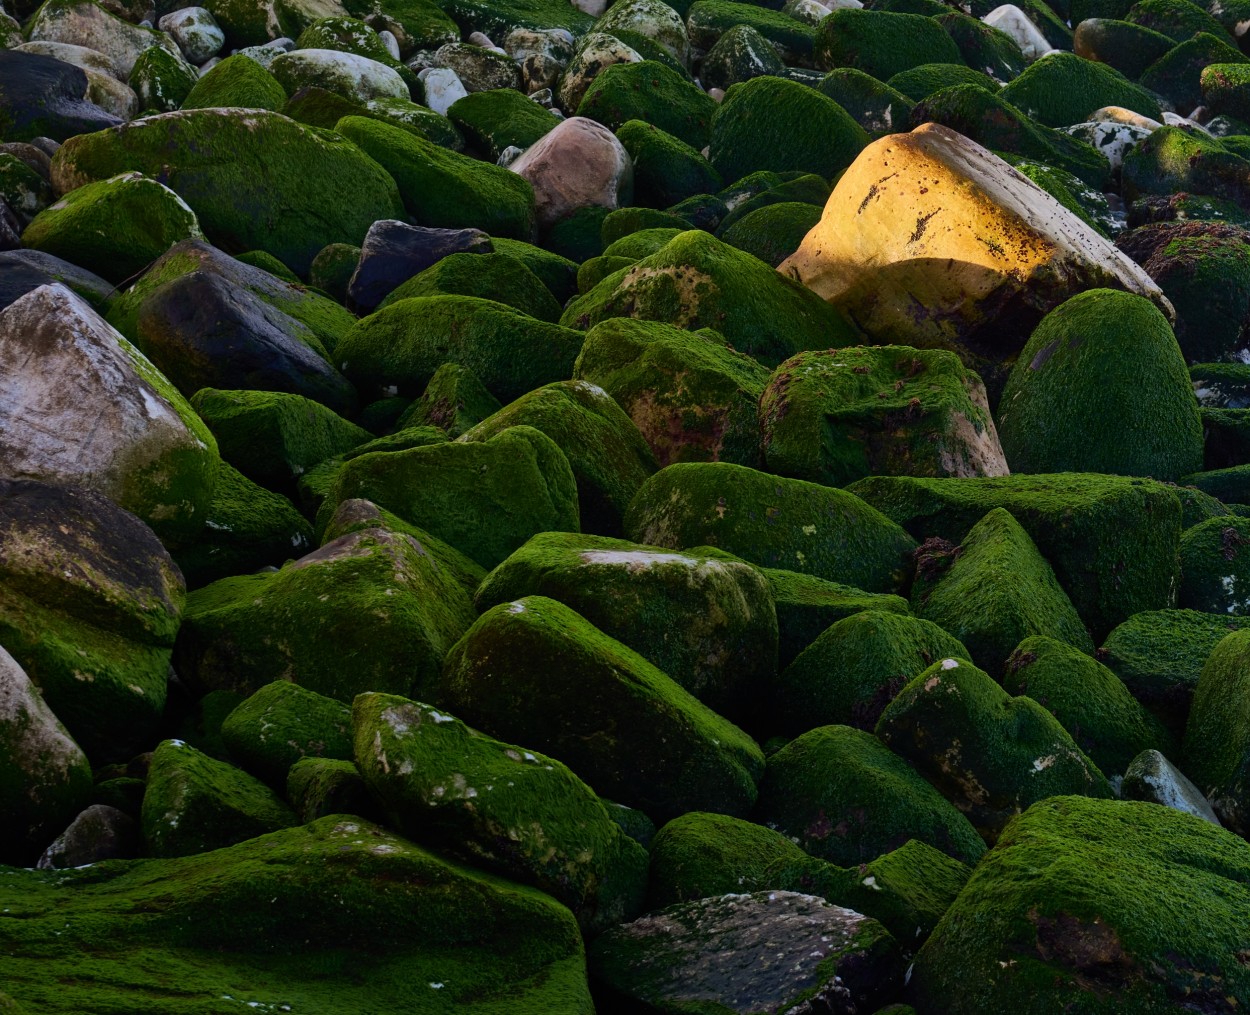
[448,88,559,162]
[378,251,561,322]
[719,201,821,268]
[1183,628,1250,834]
[999,50,1163,127]
[814,8,963,79]
[817,67,916,136]
[576,60,717,151]
[1178,515,1250,614]
[687,0,816,62]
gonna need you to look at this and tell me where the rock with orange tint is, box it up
[510,115,633,229]
[777,123,1169,394]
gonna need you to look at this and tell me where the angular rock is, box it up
[220,680,353,788]
[0,49,122,143]
[347,218,493,312]
[36,804,139,870]
[1121,748,1222,824]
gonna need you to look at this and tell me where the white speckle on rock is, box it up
[941,658,960,670]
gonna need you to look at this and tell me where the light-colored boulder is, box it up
[25,0,183,77]
[595,0,689,65]
[1062,119,1151,171]
[270,48,408,103]
[557,32,641,112]
[981,4,1054,62]
[157,7,225,64]
[511,115,632,229]
[418,65,467,115]
[1087,105,1163,130]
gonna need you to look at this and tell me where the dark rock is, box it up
[0,50,121,143]
[347,218,494,312]
[36,804,139,869]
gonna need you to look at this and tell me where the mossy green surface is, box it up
[753,724,987,865]
[602,208,694,247]
[337,294,585,403]
[997,289,1203,482]
[1200,407,1250,469]
[395,361,502,437]
[448,88,559,161]
[562,230,860,367]
[0,816,594,1014]
[233,249,299,281]
[759,344,1003,489]
[1178,515,1250,613]
[1139,31,1248,112]
[576,60,717,151]
[574,318,769,468]
[715,173,830,234]
[1183,464,1250,503]
[473,531,777,722]
[129,44,197,112]
[141,739,297,857]
[285,756,380,822]
[627,461,918,593]
[320,426,580,569]
[699,23,785,91]
[814,8,963,79]
[910,795,1250,1013]
[886,62,997,102]
[934,11,1026,83]
[378,251,561,322]
[876,657,1113,840]
[489,236,579,303]
[461,381,657,537]
[308,241,360,302]
[817,67,916,136]
[1202,61,1250,121]
[1123,126,1250,208]
[775,610,970,736]
[0,153,51,222]
[1183,628,1250,833]
[602,226,685,260]
[441,0,593,40]
[1004,636,1174,778]
[352,692,649,935]
[544,204,609,261]
[999,50,1163,128]
[1074,17,1175,80]
[51,109,405,276]
[295,425,449,515]
[578,254,637,293]
[912,507,1093,677]
[719,200,822,268]
[1127,0,1230,40]
[434,595,765,823]
[685,0,816,62]
[709,75,868,186]
[342,0,461,51]
[220,680,353,788]
[176,522,477,700]
[335,115,535,240]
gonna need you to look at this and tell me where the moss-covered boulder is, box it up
[614,119,721,208]
[285,755,379,822]
[448,88,559,161]
[814,8,963,78]
[699,23,785,91]
[1073,17,1175,79]
[626,462,918,593]
[335,115,535,240]
[817,67,916,136]
[473,532,776,723]
[774,610,969,736]
[0,816,594,1013]
[1126,0,1229,41]
[753,724,987,865]
[378,251,561,322]
[1139,32,1249,112]
[140,739,297,857]
[708,75,869,184]
[50,108,405,275]
[686,0,816,63]
[997,289,1204,482]
[999,50,1163,127]
[573,318,769,467]
[910,795,1250,1013]
[337,295,585,404]
[1183,629,1250,834]
[1122,126,1250,210]
[1202,61,1250,121]
[760,345,1007,488]
[911,507,1093,677]
[887,62,997,102]
[434,595,765,823]
[935,11,1027,82]
[575,59,716,151]
[181,52,288,109]
[396,361,501,437]
[130,44,197,113]
[353,692,649,934]
[1179,515,1250,614]
[562,230,859,367]
[848,473,1184,639]
[176,521,477,700]
[719,201,821,268]
[877,657,1113,840]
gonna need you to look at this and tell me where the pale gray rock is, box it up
[510,115,633,229]
[1122,749,1222,826]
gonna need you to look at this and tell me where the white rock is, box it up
[1122,750,1222,825]
[510,115,633,229]
[157,7,224,64]
[418,65,468,115]
[595,0,690,65]
[270,48,409,103]
[557,32,642,111]
[25,0,183,78]
[1163,111,1215,135]
[1062,120,1152,171]
[377,28,400,60]
[982,5,1053,62]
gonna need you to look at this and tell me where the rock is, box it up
[774,610,969,735]
[1179,516,1250,614]
[509,116,632,230]
[504,26,574,92]
[574,318,769,467]
[615,119,722,208]
[434,595,765,823]
[1140,32,1248,113]
[596,0,689,65]
[877,657,1112,840]
[14,41,139,121]
[176,521,477,700]
[0,816,593,1013]
[0,49,122,143]
[754,724,987,865]
[1203,61,1250,121]
[346,219,493,312]
[1063,118,1151,173]
[26,0,184,78]
[910,795,1250,1013]
[418,64,469,114]
[936,10,1027,82]
[270,46,409,102]
[397,361,502,436]
[336,115,536,240]
[815,8,963,78]
[1127,0,1229,42]
[0,284,219,545]
[379,250,562,322]
[556,31,641,112]
[433,40,521,92]
[220,680,353,788]
[159,6,225,62]
[700,24,784,92]
[352,692,649,934]
[686,0,817,66]
[180,52,288,109]
[474,532,777,722]
[981,3,1054,60]
[0,243,114,315]
[778,124,1169,396]
[576,60,716,151]
[286,756,380,822]
[448,88,560,162]
[130,44,198,112]
[1123,126,1250,211]
[591,892,905,1015]
[36,804,138,869]
[1002,50,1163,129]
[0,645,93,866]
[817,67,914,136]
[760,345,1007,489]
[1122,748,1222,824]
[887,62,999,102]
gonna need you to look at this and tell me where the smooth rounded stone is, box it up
[982,3,1054,59]
[504,26,574,92]
[376,28,400,59]
[778,124,1170,395]
[876,657,1113,841]
[159,6,225,62]
[417,65,468,114]
[269,47,408,102]
[0,284,219,545]
[14,40,124,81]
[595,0,689,65]
[352,693,649,935]
[996,289,1202,482]
[1178,516,1250,615]
[1088,103,1163,130]
[219,680,352,788]
[911,796,1250,1012]
[347,218,493,311]
[474,532,776,722]
[1074,18,1174,79]
[232,40,293,69]
[1001,50,1162,129]
[21,171,201,286]
[1122,748,1221,824]
[510,116,632,230]
[773,610,969,735]
[26,0,183,78]
[1062,118,1151,171]
[434,595,765,823]
[0,645,93,867]
[0,50,122,143]
[814,8,962,78]
[700,24,784,91]
[130,43,198,111]
[760,346,1007,490]
[574,318,768,467]
[591,892,905,1015]
[52,108,405,276]
[556,32,642,113]
[177,522,477,699]
[181,52,286,108]
[36,804,139,869]
[433,41,521,92]
[785,0,841,26]
[756,724,987,866]
[0,817,592,1014]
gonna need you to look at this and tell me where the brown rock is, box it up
[510,115,633,229]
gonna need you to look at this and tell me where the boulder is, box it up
[26,0,185,78]
[999,50,1163,127]
[180,52,288,109]
[814,8,963,77]
[397,361,502,436]
[347,218,493,312]
[159,6,226,63]
[1184,629,1250,835]
[36,804,139,869]
[1179,515,1250,614]
[270,47,409,102]
[378,251,561,322]
[510,116,633,230]
[687,0,816,65]
[0,49,121,143]
[576,60,717,151]
[1121,748,1222,824]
